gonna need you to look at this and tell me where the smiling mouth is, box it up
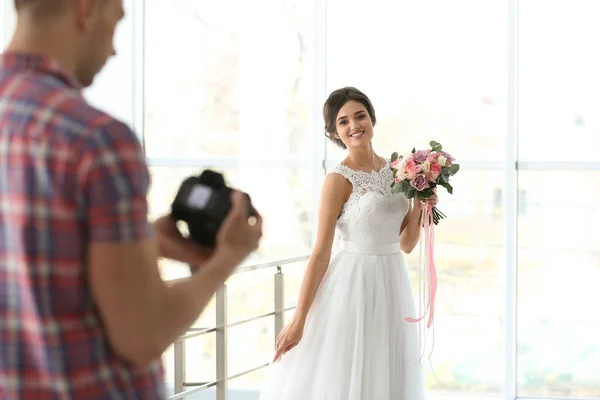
[350,131,364,138]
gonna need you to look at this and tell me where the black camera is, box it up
[171,170,257,247]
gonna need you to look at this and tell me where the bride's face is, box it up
[334,100,374,149]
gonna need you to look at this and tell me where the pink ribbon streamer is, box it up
[405,203,438,329]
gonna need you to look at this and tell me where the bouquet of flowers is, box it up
[389,141,459,335]
[390,141,459,225]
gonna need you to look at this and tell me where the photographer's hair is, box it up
[323,86,377,150]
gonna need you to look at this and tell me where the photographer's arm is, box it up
[291,173,350,327]
[88,237,243,366]
[80,122,260,366]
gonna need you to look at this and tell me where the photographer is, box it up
[0,0,262,399]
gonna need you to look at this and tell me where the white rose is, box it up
[438,155,447,167]
[421,161,431,173]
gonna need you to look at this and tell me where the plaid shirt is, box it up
[0,52,165,399]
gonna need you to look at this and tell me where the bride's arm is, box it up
[292,173,350,327]
[399,198,422,253]
[400,194,439,253]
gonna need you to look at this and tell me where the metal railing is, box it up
[166,254,310,400]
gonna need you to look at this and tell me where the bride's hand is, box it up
[414,193,438,208]
[413,193,438,212]
[424,193,438,206]
[273,320,304,362]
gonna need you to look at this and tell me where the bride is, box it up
[258,87,434,399]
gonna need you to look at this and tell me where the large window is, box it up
[517,0,600,396]
[4,0,597,397]
[325,0,507,166]
[141,0,319,393]
[1,0,15,49]
[517,173,600,397]
[326,0,507,396]
[84,0,137,129]
[143,0,316,160]
[518,0,600,163]
[143,0,319,274]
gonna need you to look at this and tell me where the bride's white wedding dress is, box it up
[258,160,425,400]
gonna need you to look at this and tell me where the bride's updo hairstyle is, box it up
[323,87,377,150]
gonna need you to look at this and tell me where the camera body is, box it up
[171,170,257,247]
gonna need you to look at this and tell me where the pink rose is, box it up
[412,150,431,164]
[426,152,439,164]
[410,174,430,191]
[405,161,418,180]
[427,162,442,182]
[395,175,403,183]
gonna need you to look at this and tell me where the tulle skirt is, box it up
[258,242,426,400]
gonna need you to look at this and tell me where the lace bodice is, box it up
[330,160,409,245]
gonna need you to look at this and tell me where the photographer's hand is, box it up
[153,215,214,269]
[214,191,263,266]
[154,191,262,271]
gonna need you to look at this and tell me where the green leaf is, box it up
[449,163,460,175]
[430,141,443,152]
[421,188,433,198]
[411,148,416,153]
[391,152,398,162]
[406,187,416,198]
[400,179,410,191]
[441,168,450,183]
[439,181,453,195]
